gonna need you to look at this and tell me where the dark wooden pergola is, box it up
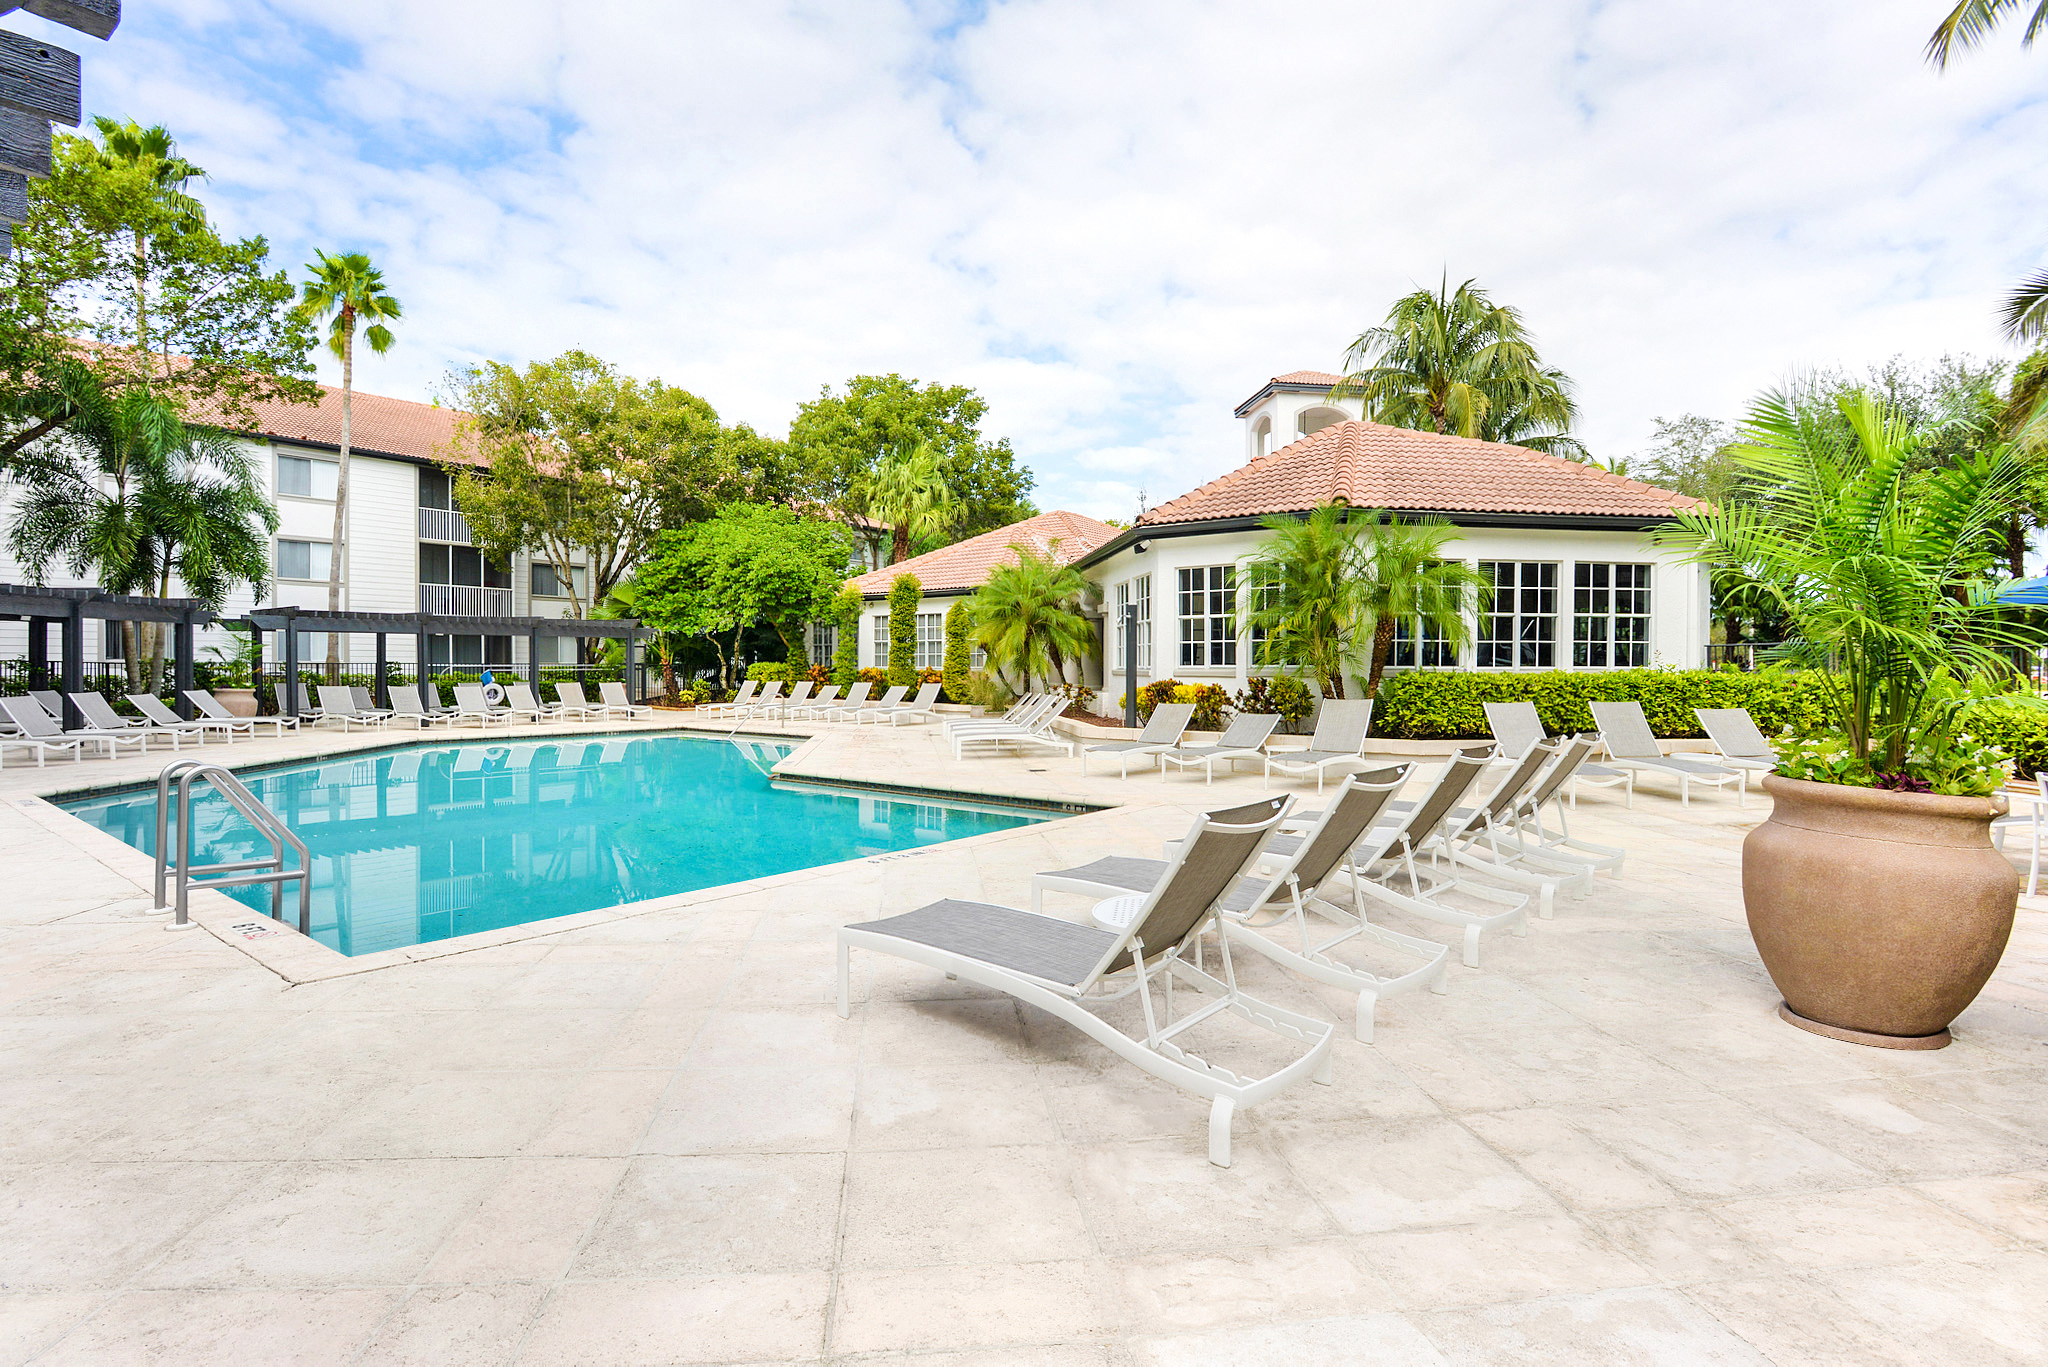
[243,606,656,718]
[0,583,215,728]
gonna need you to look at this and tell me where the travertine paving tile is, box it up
[355,1284,549,1367]
[1356,1214,1650,1311]
[1128,1311,1448,1366]
[830,1260,1118,1355]
[1070,1137,1338,1257]
[1415,1286,1770,1364]
[519,1271,830,1365]
[1912,1168,2048,1242]
[573,1151,843,1277]
[34,1288,399,1367]
[1276,1117,1564,1235]
[842,1144,1092,1269]
[1708,1186,2015,1269]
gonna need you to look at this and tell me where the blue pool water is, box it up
[63,734,1056,956]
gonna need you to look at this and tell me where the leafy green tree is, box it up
[789,374,1036,553]
[1332,277,1584,459]
[7,381,275,687]
[942,600,973,703]
[1352,514,1486,697]
[887,574,920,687]
[611,504,849,687]
[442,351,735,656]
[1,123,315,466]
[297,250,401,666]
[865,442,962,564]
[830,584,863,687]
[1658,387,2045,781]
[969,546,1099,693]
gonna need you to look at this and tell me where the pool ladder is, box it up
[151,759,312,935]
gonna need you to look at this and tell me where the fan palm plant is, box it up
[1657,386,2045,790]
[1333,277,1584,458]
[969,543,1099,692]
[864,442,961,564]
[298,250,401,666]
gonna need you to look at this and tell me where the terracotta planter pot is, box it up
[1743,774,2018,1049]
[212,687,259,718]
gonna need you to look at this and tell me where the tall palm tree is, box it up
[7,382,277,687]
[89,118,206,361]
[864,442,960,564]
[297,251,401,666]
[1352,513,1487,697]
[1332,277,1583,458]
[1239,503,1369,698]
[969,543,1099,692]
[1927,1,2048,67]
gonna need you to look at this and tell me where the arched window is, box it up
[1249,415,1272,460]
[1296,405,1347,437]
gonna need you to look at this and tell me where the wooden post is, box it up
[283,612,300,719]
[173,612,195,718]
[374,632,388,708]
[60,600,82,729]
[26,614,47,689]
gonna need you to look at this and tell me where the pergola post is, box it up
[27,616,47,690]
[173,612,196,719]
[374,633,388,708]
[60,600,84,730]
[527,628,541,694]
[417,622,432,705]
[283,611,300,719]
[625,632,639,704]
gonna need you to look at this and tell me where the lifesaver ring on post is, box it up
[482,683,506,706]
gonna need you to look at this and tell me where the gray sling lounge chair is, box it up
[824,682,874,721]
[129,694,231,744]
[1484,700,1631,801]
[2,695,148,761]
[1265,699,1374,792]
[28,689,65,722]
[186,690,299,737]
[72,692,183,750]
[317,685,390,731]
[1081,702,1195,778]
[384,683,446,729]
[1696,707,1779,795]
[853,684,907,723]
[952,695,1074,761]
[1159,712,1279,784]
[0,698,89,765]
[1588,700,1743,807]
[1034,769,1453,1042]
[839,796,1334,1167]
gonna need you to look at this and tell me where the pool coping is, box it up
[28,721,1126,984]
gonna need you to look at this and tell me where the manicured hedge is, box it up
[1371,668,1836,741]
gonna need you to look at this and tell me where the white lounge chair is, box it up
[0,697,91,765]
[1265,699,1374,792]
[840,795,1334,1166]
[822,682,873,721]
[1479,735,1629,879]
[883,682,942,725]
[1696,707,1780,798]
[550,681,606,721]
[728,680,782,721]
[1993,773,2046,897]
[1035,769,1453,1042]
[129,693,233,744]
[501,683,550,723]
[1588,700,1744,807]
[952,695,1075,761]
[1485,700,1632,805]
[71,692,185,750]
[28,689,65,722]
[763,681,813,721]
[349,685,394,719]
[186,689,300,737]
[452,684,515,727]
[1159,712,1279,784]
[384,683,447,730]
[944,693,1041,738]
[789,685,841,720]
[853,684,908,723]
[1081,702,1195,778]
[699,680,758,719]
[1,695,149,761]
[317,685,390,731]
[599,681,653,719]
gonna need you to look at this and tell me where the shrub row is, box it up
[1371,668,1838,741]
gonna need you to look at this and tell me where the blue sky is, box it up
[12,1,2048,520]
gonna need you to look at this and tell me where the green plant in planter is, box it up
[1659,386,2048,795]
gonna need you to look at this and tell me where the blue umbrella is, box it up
[1997,578,2048,606]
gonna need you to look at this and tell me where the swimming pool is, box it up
[63,734,1058,956]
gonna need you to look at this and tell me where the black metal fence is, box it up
[3,658,636,716]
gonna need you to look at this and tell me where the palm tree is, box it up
[864,443,960,564]
[298,251,401,667]
[1353,513,1487,696]
[1927,1,2048,67]
[89,118,206,361]
[1333,277,1583,458]
[1658,387,2042,774]
[7,382,277,687]
[1239,503,1369,698]
[969,543,1099,692]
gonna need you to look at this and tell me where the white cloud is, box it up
[27,0,2048,520]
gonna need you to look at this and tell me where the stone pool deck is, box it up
[0,712,2044,1364]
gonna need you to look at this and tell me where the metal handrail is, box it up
[151,759,312,934]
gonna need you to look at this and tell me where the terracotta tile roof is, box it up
[849,510,1120,597]
[1270,370,1345,385]
[225,382,473,465]
[1138,420,1703,526]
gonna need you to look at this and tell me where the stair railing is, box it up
[151,758,312,934]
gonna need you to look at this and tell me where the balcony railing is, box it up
[419,584,514,617]
[417,506,473,543]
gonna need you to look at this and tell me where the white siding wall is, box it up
[344,453,419,663]
[859,593,970,672]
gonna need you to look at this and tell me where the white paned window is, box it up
[1574,563,1652,667]
[810,622,837,663]
[1477,561,1557,668]
[1390,617,1456,668]
[530,562,587,599]
[916,612,944,670]
[1178,565,1237,668]
[277,454,338,500]
[1244,562,1281,657]
[872,614,889,666]
[276,538,333,581]
[1113,574,1153,672]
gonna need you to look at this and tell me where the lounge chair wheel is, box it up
[1208,1096,1235,1168]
